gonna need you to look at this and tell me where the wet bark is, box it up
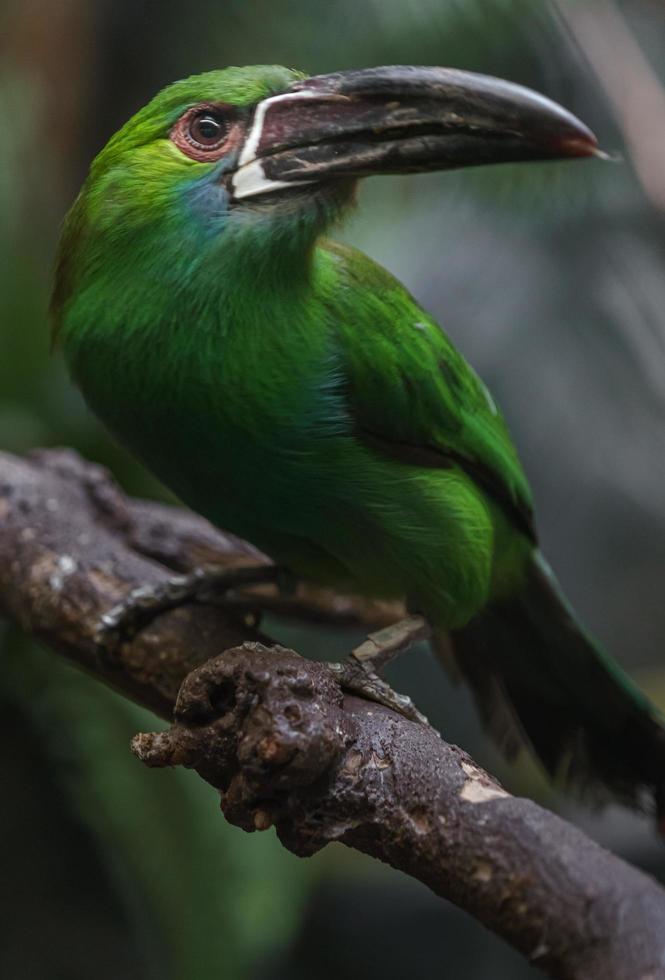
[1,447,664,980]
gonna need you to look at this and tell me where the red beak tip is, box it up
[558,134,603,159]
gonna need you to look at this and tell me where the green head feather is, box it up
[50,65,344,343]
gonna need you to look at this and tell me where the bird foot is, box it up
[94,563,289,656]
[327,615,431,725]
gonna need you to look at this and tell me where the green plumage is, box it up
[52,66,665,822]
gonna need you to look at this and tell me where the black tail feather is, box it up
[444,553,665,823]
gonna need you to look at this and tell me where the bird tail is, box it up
[438,552,665,824]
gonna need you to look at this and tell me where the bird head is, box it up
[52,63,598,333]
[94,61,598,213]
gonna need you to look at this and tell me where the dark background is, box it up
[2,1,665,977]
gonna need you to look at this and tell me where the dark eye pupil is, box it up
[191,113,224,146]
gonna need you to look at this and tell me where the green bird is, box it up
[51,64,665,824]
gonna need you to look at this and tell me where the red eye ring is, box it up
[170,103,243,162]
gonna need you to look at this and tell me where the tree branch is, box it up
[1,447,664,980]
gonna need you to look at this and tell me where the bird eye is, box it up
[188,110,228,149]
[171,103,241,161]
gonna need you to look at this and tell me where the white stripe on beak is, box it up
[232,160,311,199]
[232,90,320,200]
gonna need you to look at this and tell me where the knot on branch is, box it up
[132,643,354,849]
[5,446,665,979]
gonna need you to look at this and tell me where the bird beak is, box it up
[231,65,599,199]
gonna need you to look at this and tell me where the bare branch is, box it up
[0,447,395,716]
[1,447,664,980]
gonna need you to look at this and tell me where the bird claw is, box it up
[96,571,430,727]
[94,563,286,657]
[327,615,431,725]
[328,659,429,725]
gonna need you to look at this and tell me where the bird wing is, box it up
[322,239,535,540]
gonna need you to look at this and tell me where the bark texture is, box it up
[1,447,664,980]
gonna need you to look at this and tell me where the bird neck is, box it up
[53,176,357,352]
[203,179,358,295]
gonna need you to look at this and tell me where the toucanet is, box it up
[51,64,665,825]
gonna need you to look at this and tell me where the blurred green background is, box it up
[2,0,665,977]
